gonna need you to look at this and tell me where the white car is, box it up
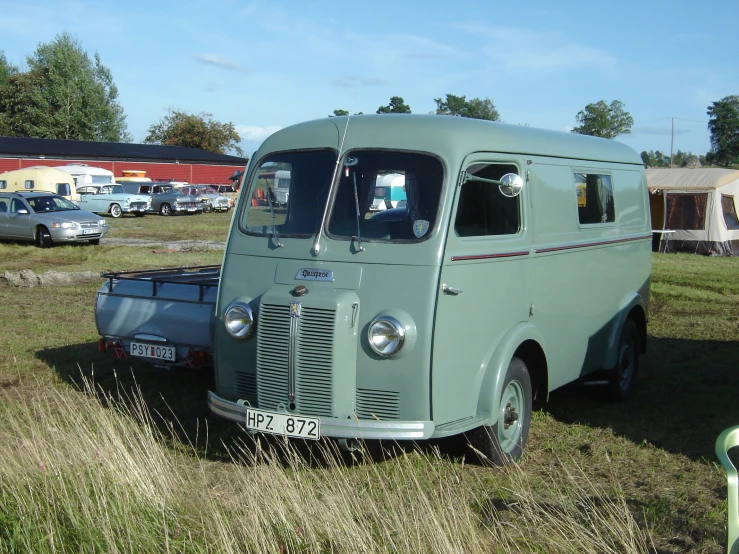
[77,184,150,217]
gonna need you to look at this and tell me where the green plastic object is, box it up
[716,425,739,554]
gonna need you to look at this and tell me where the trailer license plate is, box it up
[130,342,176,361]
[246,408,320,440]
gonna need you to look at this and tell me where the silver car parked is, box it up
[119,182,202,216]
[0,192,109,247]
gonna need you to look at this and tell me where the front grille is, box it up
[356,389,400,420]
[79,222,100,229]
[235,371,258,405]
[256,303,336,417]
[130,202,147,210]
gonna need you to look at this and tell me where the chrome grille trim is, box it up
[356,389,400,420]
[79,222,100,229]
[256,303,336,417]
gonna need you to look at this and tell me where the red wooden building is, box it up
[0,136,248,185]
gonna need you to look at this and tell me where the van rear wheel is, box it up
[606,318,639,401]
[159,203,172,216]
[468,357,532,465]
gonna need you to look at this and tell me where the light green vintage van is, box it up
[208,115,651,464]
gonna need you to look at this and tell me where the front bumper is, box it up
[52,226,108,242]
[207,391,435,440]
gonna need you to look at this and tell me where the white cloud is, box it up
[236,125,281,141]
[458,25,616,74]
[192,54,249,73]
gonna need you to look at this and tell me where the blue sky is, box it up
[1,0,737,158]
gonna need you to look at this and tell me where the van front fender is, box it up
[475,322,546,426]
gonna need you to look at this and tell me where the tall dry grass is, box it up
[0,378,653,553]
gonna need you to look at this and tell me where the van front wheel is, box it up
[469,357,532,465]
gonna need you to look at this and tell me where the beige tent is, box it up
[648,168,739,256]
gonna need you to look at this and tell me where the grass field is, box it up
[0,218,738,553]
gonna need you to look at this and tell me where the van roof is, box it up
[259,114,643,166]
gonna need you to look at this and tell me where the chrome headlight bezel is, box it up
[367,315,405,357]
[224,302,255,340]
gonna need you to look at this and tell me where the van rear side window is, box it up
[575,173,614,224]
[24,180,34,190]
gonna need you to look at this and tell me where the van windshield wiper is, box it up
[346,158,364,252]
[266,185,283,248]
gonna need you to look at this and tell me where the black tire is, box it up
[89,239,100,245]
[468,357,532,465]
[159,203,172,216]
[203,202,212,213]
[35,226,52,248]
[606,318,639,401]
[109,203,122,218]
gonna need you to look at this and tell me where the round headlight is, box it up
[368,316,405,357]
[224,302,254,339]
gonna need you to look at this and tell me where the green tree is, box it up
[0,50,18,87]
[571,100,633,139]
[376,96,411,114]
[434,94,500,121]
[1,32,131,141]
[328,109,362,117]
[707,95,739,167]
[145,109,243,156]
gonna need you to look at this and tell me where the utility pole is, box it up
[670,117,674,168]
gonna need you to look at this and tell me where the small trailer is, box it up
[95,265,220,369]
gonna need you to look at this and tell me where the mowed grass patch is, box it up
[104,209,234,241]
[0,246,737,552]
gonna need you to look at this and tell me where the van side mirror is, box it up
[462,171,524,197]
[498,173,524,198]
[16,209,29,215]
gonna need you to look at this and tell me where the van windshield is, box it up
[327,151,443,242]
[242,150,337,238]
[241,150,443,242]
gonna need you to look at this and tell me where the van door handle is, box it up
[442,284,463,295]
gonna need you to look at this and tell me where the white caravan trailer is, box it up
[54,164,116,187]
[648,168,739,256]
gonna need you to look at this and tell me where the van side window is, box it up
[0,199,7,212]
[0,180,6,189]
[24,180,34,190]
[575,173,614,224]
[455,163,520,237]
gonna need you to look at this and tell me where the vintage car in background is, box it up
[77,184,150,217]
[0,191,108,247]
[179,185,232,212]
[119,182,202,216]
